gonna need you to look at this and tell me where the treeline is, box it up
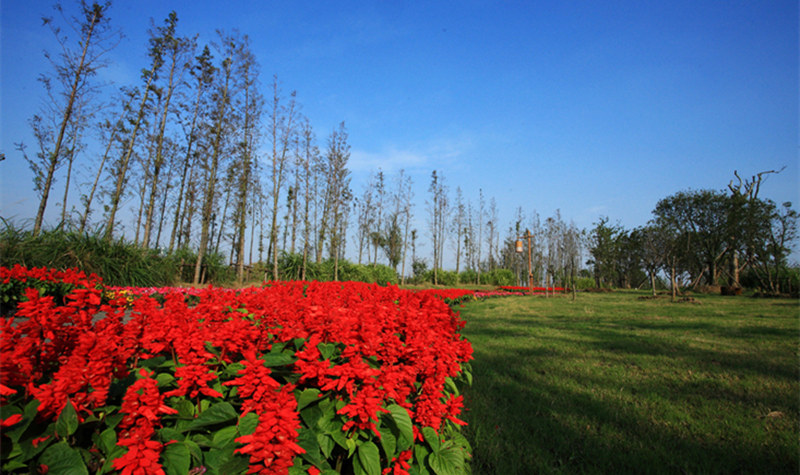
[10,2,798,294]
[10,2,591,289]
[588,170,798,296]
[18,3,359,284]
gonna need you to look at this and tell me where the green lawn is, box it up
[458,291,799,474]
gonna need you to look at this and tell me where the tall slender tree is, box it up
[78,88,136,233]
[371,170,386,265]
[451,187,466,277]
[297,119,320,280]
[427,170,449,285]
[27,1,119,236]
[266,77,299,280]
[104,14,169,240]
[232,40,262,283]
[398,170,414,284]
[486,196,499,271]
[142,12,191,247]
[193,31,240,284]
[169,44,214,252]
[320,122,352,280]
[356,175,376,264]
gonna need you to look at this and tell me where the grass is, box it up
[0,224,234,286]
[459,291,799,474]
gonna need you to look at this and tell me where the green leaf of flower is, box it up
[39,441,88,475]
[55,400,79,438]
[422,427,440,453]
[96,428,117,456]
[238,412,258,436]
[162,442,191,475]
[387,404,414,451]
[297,388,321,410]
[378,426,397,460]
[356,441,381,475]
[182,401,237,432]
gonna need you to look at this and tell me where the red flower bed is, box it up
[0,267,473,474]
[412,288,475,304]
[473,290,525,299]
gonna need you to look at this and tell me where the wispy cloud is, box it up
[350,136,472,174]
[350,147,428,173]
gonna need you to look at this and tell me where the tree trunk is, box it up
[60,146,76,225]
[650,271,657,296]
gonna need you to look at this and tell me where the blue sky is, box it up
[1,0,798,266]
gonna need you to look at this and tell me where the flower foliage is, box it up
[412,288,475,305]
[0,266,473,474]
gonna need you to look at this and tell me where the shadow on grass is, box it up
[461,306,799,474]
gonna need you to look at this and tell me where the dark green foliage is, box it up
[0,223,232,286]
[741,264,800,297]
[480,269,515,286]
[269,252,398,284]
[458,269,478,285]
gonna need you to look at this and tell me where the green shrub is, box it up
[0,224,234,287]
[436,270,459,286]
[0,225,174,286]
[459,269,479,285]
[482,269,515,286]
[572,276,596,290]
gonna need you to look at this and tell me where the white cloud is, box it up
[349,137,472,174]
[350,147,428,173]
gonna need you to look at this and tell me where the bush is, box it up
[572,276,596,291]
[0,223,240,287]
[412,259,428,282]
[481,269,515,286]
[459,269,479,285]
[0,225,178,287]
[171,246,233,285]
[435,270,459,286]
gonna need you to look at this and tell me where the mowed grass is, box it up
[458,291,799,474]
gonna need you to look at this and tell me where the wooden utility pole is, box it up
[516,229,534,294]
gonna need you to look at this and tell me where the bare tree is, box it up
[142,12,191,247]
[104,15,169,240]
[78,89,136,233]
[319,122,351,280]
[59,99,90,225]
[26,1,119,236]
[265,77,299,280]
[296,118,320,280]
[232,40,262,283]
[193,31,240,284]
[356,173,376,264]
[451,187,466,277]
[169,44,213,252]
[486,196,499,271]
[398,170,414,284]
[371,170,386,265]
[427,170,449,285]
[476,189,485,283]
